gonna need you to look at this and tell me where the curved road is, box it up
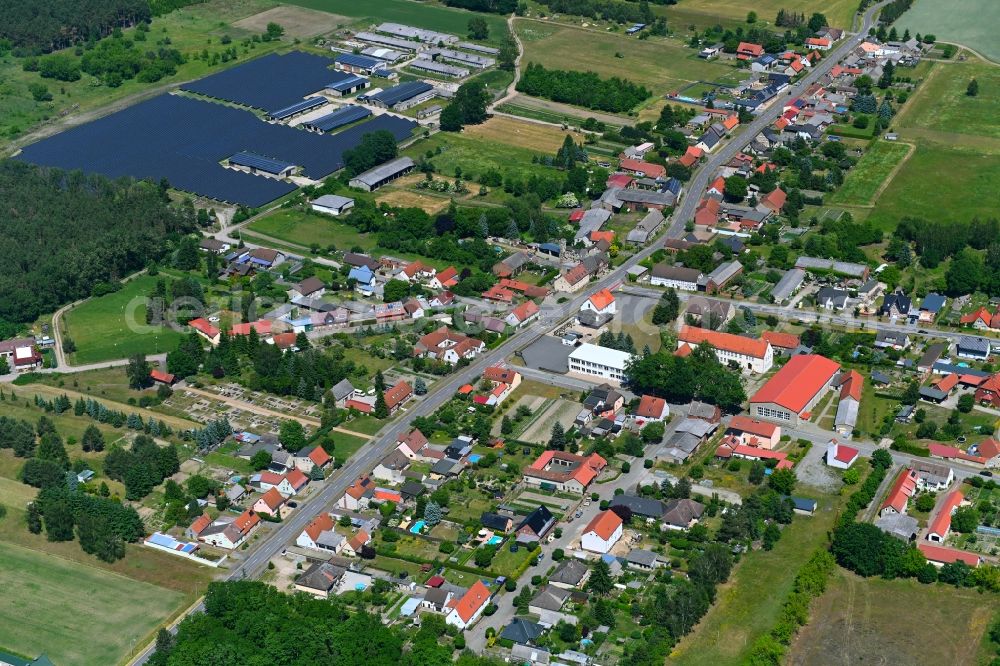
[128,4,890,661]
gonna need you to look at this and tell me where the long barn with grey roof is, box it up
[376,22,457,44]
[355,32,419,52]
[410,58,469,78]
[349,157,415,191]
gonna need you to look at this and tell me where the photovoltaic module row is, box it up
[181,51,355,113]
[15,94,418,207]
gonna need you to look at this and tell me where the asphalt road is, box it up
[129,4,892,660]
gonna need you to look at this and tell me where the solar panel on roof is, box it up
[228,151,296,174]
[372,80,434,107]
[16,94,417,207]
[267,96,327,120]
[302,105,372,133]
[335,53,383,69]
[181,51,351,112]
[327,74,368,92]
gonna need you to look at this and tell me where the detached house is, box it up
[414,326,485,365]
[737,42,765,60]
[446,580,492,630]
[581,510,624,554]
[296,514,344,553]
[505,301,540,328]
[581,289,616,316]
[294,445,332,473]
[193,509,260,550]
[339,476,375,510]
[523,451,607,493]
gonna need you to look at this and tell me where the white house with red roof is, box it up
[430,266,459,290]
[188,318,221,346]
[749,354,841,426]
[635,394,669,423]
[228,320,272,337]
[296,513,345,553]
[581,510,624,554]
[384,380,413,415]
[253,487,287,516]
[505,301,540,328]
[257,468,309,496]
[445,580,492,630]
[918,543,981,568]
[396,429,430,459]
[927,490,965,543]
[399,260,436,283]
[726,415,780,449]
[414,326,486,365]
[879,468,917,517]
[716,435,793,469]
[294,445,332,474]
[581,288,616,316]
[805,36,832,50]
[677,325,774,374]
[523,451,607,494]
[339,476,375,510]
[195,509,260,549]
[825,439,859,469]
[737,42,765,60]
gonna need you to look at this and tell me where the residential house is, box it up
[188,318,221,346]
[702,260,743,294]
[296,514,345,552]
[918,293,946,322]
[339,476,375,510]
[256,469,308,496]
[195,509,260,549]
[516,505,556,543]
[481,512,514,533]
[291,277,326,300]
[553,263,591,293]
[294,561,347,599]
[330,379,357,408]
[957,335,991,361]
[550,559,591,589]
[445,580,492,630]
[927,490,965,543]
[581,288,616,317]
[913,460,955,491]
[874,330,910,350]
[372,450,411,485]
[199,237,230,254]
[737,42,765,60]
[976,373,1000,408]
[880,291,912,319]
[685,298,733,328]
[650,264,702,291]
[816,287,850,310]
[760,331,800,355]
[252,487,286,516]
[879,468,918,517]
[529,585,575,626]
[414,326,485,365]
[422,587,454,613]
[342,529,371,557]
[396,429,430,459]
[347,265,376,296]
[662,499,705,530]
[523,451,607,494]
[430,266,459,290]
[506,301,540,328]
[726,415,780,448]
[826,439,860,469]
[635,394,669,423]
[580,510,624,554]
[501,619,545,646]
[294,445,332,474]
[625,548,660,571]
[677,325,774,373]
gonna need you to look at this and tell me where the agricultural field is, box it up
[283,0,507,42]
[668,494,839,665]
[899,0,1000,62]
[231,4,347,37]
[0,0,281,146]
[898,61,1000,141]
[246,207,378,252]
[60,275,186,365]
[463,116,588,154]
[0,542,185,665]
[662,0,859,31]
[827,140,913,206]
[401,126,567,183]
[375,185,452,215]
[789,570,1000,665]
[514,19,740,95]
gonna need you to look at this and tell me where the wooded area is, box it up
[0,0,151,53]
[516,63,650,113]
[0,161,197,325]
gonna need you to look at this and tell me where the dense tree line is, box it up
[896,216,1000,268]
[149,581,503,666]
[0,0,150,52]
[444,0,518,13]
[147,0,204,16]
[440,81,491,132]
[103,434,180,500]
[0,162,197,325]
[534,0,652,24]
[516,63,650,113]
[801,214,882,263]
[879,0,914,25]
[31,481,144,561]
[343,130,398,177]
[78,34,185,87]
[625,344,747,412]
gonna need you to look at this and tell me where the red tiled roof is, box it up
[737,42,765,56]
[588,288,615,312]
[880,468,917,514]
[190,513,212,536]
[458,384,474,395]
[722,115,739,130]
[728,415,778,438]
[750,354,840,413]
[760,187,787,212]
[960,307,991,325]
[510,300,540,323]
[345,476,373,500]
[832,441,859,463]
[918,542,980,567]
[527,451,606,486]
[590,230,615,245]
[259,471,284,486]
[482,285,515,303]
[304,513,335,541]
[436,266,459,286]
[453,580,491,623]
[716,438,788,461]
[928,442,961,459]
[484,366,519,384]
[838,370,863,402]
[694,197,720,226]
[708,176,726,194]
[679,325,770,359]
[384,381,412,409]
[308,446,332,468]
[979,438,1000,459]
[674,343,693,358]
[272,332,297,349]
[257,487,285,511]
[374,489,401,502]
[761,331,800,349]
[636,394,667,419]
[619,158,666,179]
[229,320,271,337]
[426,575,445,587]
[806,37,831,47]
[568,209,586,222]
[188,318,219,338]
[345,398,373,414]
[150,369,175,384]
[606,173,634,189]
[398,429,428,451]
[285,468,308,490]
[233,509,260,532]
[933,373,960,393]
[348,529,370,552]
[561,263,590,286]
[928,490,964,538]
[583,510,623,541]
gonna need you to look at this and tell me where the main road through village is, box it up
[127,4,889,660]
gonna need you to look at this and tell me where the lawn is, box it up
[1,0,280,147]
[401,127,565,183]
[463,115,589,154]
[898,0,1000,62]
[789,570,1000,665]
[827,140,912,206]
[25,365,158,405]
[0,541,184,665]
[60,275,186,364]
[661,0,859,30]
[863,143,1000,231]
[329,431,370,463]
[247,208,378,252]
[282,0,507,43]
[668,494,841,665]
[899,60,1000,140]
[515,19,738,93]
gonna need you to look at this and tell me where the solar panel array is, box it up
[370,80,434,108]
[229,151,295,174]
[302,105,371,133]
[267,96,328,120]
[16,94,418,207]
[181,51,352,112]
